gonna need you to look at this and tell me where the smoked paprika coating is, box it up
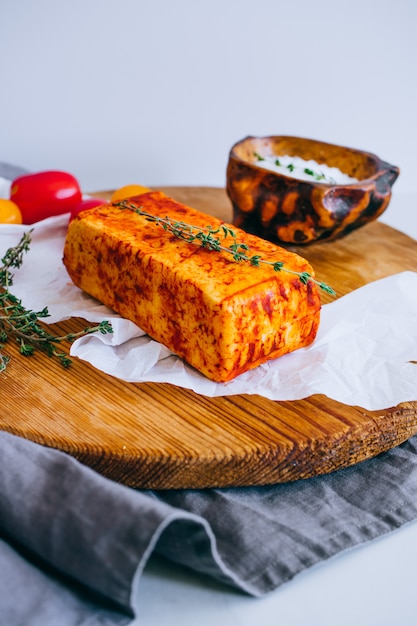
[63,191,321,382]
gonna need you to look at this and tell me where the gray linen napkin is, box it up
[1,430,417,626]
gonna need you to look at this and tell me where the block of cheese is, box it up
[63,191,321,382]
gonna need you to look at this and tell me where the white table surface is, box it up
[132,191,417,626]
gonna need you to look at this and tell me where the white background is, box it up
[1,0,416,197]
[1,1,417,625]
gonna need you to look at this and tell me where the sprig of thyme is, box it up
[0,231,112,371]
[114,201,335,295]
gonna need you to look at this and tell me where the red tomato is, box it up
[70,197,107,221]
[10,170,82,224]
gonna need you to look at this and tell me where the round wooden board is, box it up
[2,187,417,489]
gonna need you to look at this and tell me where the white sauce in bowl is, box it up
[253,153,358,185]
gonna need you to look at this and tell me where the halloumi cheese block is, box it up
[63,191,321,382]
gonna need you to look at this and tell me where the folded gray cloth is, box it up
[1,430,417,625]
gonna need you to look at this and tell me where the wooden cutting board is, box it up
[2,187,417,489]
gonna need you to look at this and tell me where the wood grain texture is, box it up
[2,187,416,489]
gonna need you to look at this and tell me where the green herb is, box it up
[253,152,338,183]
[0,231,112,371]
[0,353,9,373]
[114,201,336,296]
[304,167,327,181]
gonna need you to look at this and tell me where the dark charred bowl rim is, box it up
[228,135,400,188]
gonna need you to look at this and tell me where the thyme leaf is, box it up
[0,232,113,372]
[114,201,336,296]
[253,152,337,183]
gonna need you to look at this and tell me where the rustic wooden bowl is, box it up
[226,135,400,244]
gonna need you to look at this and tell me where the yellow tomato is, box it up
[110,184,151,203]
[0,198,23,224]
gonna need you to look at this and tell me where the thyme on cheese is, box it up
[0,231,112,371]
[114,201,336,295]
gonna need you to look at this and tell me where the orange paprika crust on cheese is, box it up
[63,191,321,382]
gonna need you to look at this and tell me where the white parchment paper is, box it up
[1,208,416,411]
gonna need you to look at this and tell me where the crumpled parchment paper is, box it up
[1,195,416,411]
